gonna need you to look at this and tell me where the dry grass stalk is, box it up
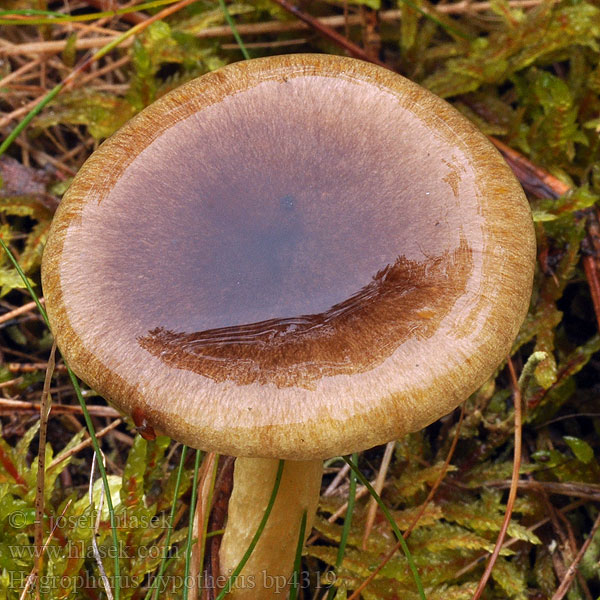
[0,1,544,57]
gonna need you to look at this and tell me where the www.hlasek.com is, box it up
[10,571,337,594]
[8,541,178,561]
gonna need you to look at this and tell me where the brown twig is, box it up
[471,357,522,600]
[0,57,44,87]
[488,137,570,199]
[485,479,600,502]
[454,499,588,579]
[77,54,130,87]
[48,418,123,470]
[540,486,594,600]
[0,377,24,389]
[0,299,45,326]
[204,456,235,600]
[404,404,465,538]
[582,209,600,332]
[0,96,44,128]
[19,499,73,600]
[6,362,67,373]
[14,137,77,177]
[269,0,389,68]
[61,0,199,92]
[362,441,395,549]
[0,2,545,57]
[33,342,55,597]
[0,398,120,417]
[323,463,351,497]
[1,0,199,156]
[325,485,371,524]
[489,137,600,333]
[551,511,600,600]
[538,487,573,588]
[221,38,307,50]
[191,452,218,600]
[360,5,381,63]
[346,404,465,600]
[85,0,147,24]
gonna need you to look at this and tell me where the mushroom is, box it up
[41,54,536,597]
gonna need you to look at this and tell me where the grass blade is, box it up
[0,0,197,160]
[327,453,358,600]
[146,445,189,600]
[0,238,49,326]
[342,456,426,600]
[289,510,308,600]
[0,238,122,600]
[183,449,203,600]
[0,83,61,166]
[218,0,250,60]
[0,0,180,25]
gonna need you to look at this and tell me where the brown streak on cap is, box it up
[137,237,473,387]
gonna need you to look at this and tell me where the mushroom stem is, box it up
[219,457,323,598]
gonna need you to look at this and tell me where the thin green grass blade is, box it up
[0,9,65,17]
[0,0,184,160]
[68,370,121,599]
[0,83,62,159]
[146,445,189,600]
[215,459,285,600]
[84,13,166,65]
[218,0,250,60]
[327,452,358,600]
[197,454,220,585]
[206,529,224,538]
[0,238,49,326]
[183,449,203,600]
[342,456,426,600]
[0,238,122,600]
[289,510,308,600]
[397,0,472,40]
[0,0,179,25]
[336,453,358,568]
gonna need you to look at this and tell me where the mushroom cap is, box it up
[42,54,535,460]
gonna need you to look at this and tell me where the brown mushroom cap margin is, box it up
[41,54,536,460]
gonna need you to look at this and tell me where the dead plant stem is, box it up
[49,419,123,470]
[346,404,465,600]
[33,342,56,596]
[362,441,395,549]
[552,511,600,600]
[1,2,544,57]
[471,358,522,600]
